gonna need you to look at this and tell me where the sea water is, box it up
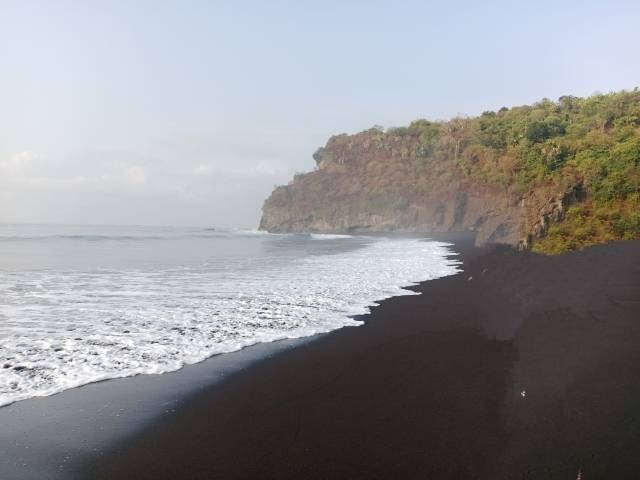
[0,225,460,407]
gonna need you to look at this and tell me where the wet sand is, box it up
[84,237,640,479]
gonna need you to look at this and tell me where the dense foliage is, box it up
[389,89,640,253]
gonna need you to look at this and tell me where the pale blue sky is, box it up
[1,0,639,227]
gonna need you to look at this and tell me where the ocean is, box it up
[0,224,460,407]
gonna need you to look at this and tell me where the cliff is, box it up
[260,90,640,252]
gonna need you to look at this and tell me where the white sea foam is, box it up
[0,234,460,407]
[309,233,354,240]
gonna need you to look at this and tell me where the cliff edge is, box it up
[260,90,640,252]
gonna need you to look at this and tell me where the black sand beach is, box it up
[84,236,640,479]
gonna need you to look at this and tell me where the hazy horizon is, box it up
[2,0,639,228]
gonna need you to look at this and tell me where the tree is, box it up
[442,116,471,162]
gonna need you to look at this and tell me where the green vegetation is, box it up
[532,196,640,254]
[388,89,640,253]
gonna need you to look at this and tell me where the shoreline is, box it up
[0,336,311,479]
[4,235,640,479]
[0,234,460,480]
[83,236,640,479]
[0,231,456,411]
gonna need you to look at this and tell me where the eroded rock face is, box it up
[259,130,576,247]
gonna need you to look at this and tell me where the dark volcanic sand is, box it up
[84,237,640,480]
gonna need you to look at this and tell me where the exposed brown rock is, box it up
[260,130,579,247]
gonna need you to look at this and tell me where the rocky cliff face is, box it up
[259,129,578,247]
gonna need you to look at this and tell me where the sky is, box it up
[1,0,639,228]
